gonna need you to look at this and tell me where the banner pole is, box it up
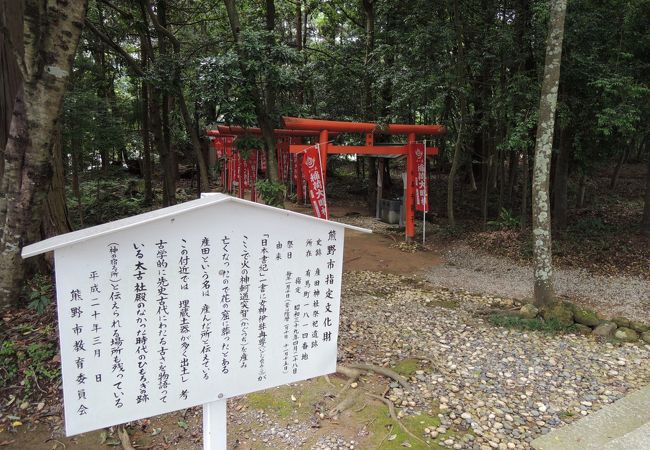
[203,399,227,450]
[423,140,427,246]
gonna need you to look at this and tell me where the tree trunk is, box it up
[222,0,280,184]
[553,128,571,232]
[140,42,153,205]
[520,150,529,230]
[447,120,464,227]
[0,1,88,310]
[149,89,176,206]
[577,172,587,208]
[532,0,567,307]
[146,0,209,193]
[642,157,650,236]
[609,149,628,190]
[43,125,72,238]
[507,150,518,209]
[71,135,83,227]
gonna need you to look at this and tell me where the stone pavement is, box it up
[531,384,650,449]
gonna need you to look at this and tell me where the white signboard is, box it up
[22,196,366,437]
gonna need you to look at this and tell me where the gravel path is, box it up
[338,271,650,449]
[423,244,650,323]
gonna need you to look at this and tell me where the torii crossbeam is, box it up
[282,116,445,241]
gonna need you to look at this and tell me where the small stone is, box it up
[630,321,649,333]
[593,321,617,337]
[519,304,539,320]
[350,382,358,389]
[461,412,472,420]
[574,324,592,335]
[642,332,650,344]
[542,303,574,326]
[614,327,639,342]
[611,316,630,328]
[574,307,600,327]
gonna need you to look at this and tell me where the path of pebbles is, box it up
[335,271,650,449]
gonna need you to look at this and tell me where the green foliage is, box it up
[0,340,59,394]
[488,208,521,230]
[569,217,613,237]
[25,275,52,315]
[489,313,577,333]
[69,175,150,228]
[233,134,264,159]
[255,179,286,208]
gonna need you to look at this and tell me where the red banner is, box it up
[301,146,328,219]
[413,142,428,212]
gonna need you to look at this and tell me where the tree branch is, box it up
[83,19,144,77]
[97,0,134,20]
[144,0,180,52]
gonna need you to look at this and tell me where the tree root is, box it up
[344,363,411,390]
[365,393,430,448]
[117,425,135,450]
[327,391,360,418]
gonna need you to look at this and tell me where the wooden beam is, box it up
[289,144,439,156]
[283,116,445,136]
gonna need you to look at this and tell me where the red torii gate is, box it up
[282,116,445,240]
[207,125,329,201]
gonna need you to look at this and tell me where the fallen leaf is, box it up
[177,420,188,430]
[11,421,22,428]
[401,441,412,447]
[387,434,397,441]
[151,427,162,436]
[0,440,16,446]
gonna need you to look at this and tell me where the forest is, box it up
[1,0,650,449]
[1,0,649,300]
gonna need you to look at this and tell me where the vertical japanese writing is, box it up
[88,271,102,363]
[155,239,170,402]
[70,286,88,416]
[220,236,231,374]
[108,243,124,408]
[239,235,250,369]
[282,270,292,374]
[178,240,190,400]
[200,237,213,380]
[257,235,269,381]
[323,230,338,344]
[133,243,149,404]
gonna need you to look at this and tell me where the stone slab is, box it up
[600,421,650,450]
[531,384,650,449]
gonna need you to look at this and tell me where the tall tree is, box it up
[222,0,280,184]
[532,0,567,307]
[0,0,88,310]
[643,154,650,236]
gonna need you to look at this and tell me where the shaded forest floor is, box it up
[1,161,649,449]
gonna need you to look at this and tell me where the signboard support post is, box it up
[202,400,227,450]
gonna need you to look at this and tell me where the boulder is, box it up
[573,324,593,335]
[614,327,639,342]
[593,321,617,337]
[611,316,630,328]
[542,303,574,327]
[642,332,650,345]
[629,321,649,333]
[519,304,539,320]
[573,307,600,327]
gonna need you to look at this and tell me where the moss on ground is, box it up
[360,405,456,449]
[393,358,421,377]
